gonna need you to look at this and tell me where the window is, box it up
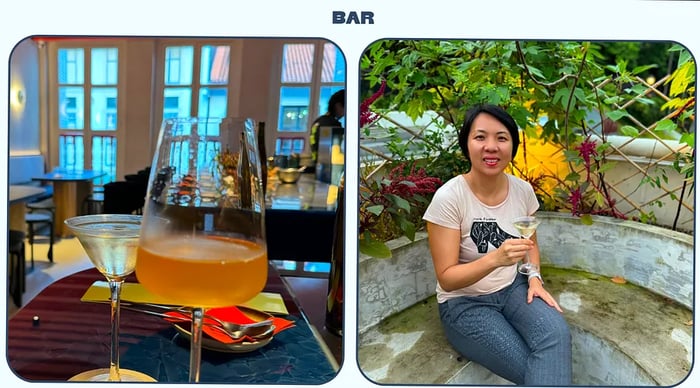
[54,46,121,185]
[160,44,231,121]
[274,42,345,156]
[156,42,235,178]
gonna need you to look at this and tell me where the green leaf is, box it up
[359,238,393,258]
[594,192,606,207]
[553,88,571,109]
[679,133,694,148]
[565,172,581,182]
[606,110,629,121]
[580,214,593,225]
[366,204,385,216]
[654,119,677,133]
[631,64,658,75]
[619,125,639,137]
[385,193,411,212]
[398,218,417,241]
[597,162,615,173]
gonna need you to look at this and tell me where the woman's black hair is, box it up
[327,89,345,114]
[458,104,520,162]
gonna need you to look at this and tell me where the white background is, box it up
[2,0,698,387]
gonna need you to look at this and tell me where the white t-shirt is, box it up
[423,173,540,303]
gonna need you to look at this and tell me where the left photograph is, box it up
[7,36,345,384]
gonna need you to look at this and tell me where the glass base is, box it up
[68,368,157,382]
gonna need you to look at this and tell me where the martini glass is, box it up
[64,214,156,382]
[136,117,268,382]
[512,215,541,275]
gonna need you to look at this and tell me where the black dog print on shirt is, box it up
[471,221,518,253]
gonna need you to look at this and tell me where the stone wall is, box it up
[537,212,694,309]
[358,232,435,332]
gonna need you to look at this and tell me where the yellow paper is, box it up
[81,281,289,315]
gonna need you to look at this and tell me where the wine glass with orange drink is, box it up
[135,117,268,382]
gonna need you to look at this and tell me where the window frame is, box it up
[46,39,127,185]
[270,40,345,156]
[153,38,243,123]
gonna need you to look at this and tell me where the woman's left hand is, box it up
[527,279,563,312]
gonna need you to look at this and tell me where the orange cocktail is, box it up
[136,236,267,308]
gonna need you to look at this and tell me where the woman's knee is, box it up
[538,313,571,349]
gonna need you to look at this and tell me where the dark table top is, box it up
[6,266,338,383]
[8,185,47,204]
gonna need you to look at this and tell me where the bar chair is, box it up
[8,230,26,307]
[82,192,105,215]
[25,203,55,269]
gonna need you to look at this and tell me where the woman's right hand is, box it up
[495,238,534,267]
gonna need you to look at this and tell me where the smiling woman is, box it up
[421,104,572,386]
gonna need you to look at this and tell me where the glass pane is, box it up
[200,45,230,85]
[91,48,118,85]
[278,86,310,132]
[281,44,314,83]
[91,87,118,130]
[58,86,85,129]
[58,48,84,84]
[164,46,194,86]
[197,87,228,121]
[292,138,305,154]
[278,138,293,155]
[169,140,191,178]
[92,135,117,184]
[303,261,330,273]
[318,86,345,126]
[163,87,192,120]
[321,43,345,83]
[197,140,221,174]
[59,134,84,170]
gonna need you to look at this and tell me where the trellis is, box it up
[359,73,695,233]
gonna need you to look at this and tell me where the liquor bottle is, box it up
[257,122,268,196]
[238,132,252,208]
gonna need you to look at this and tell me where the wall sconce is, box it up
[11,87,25,108]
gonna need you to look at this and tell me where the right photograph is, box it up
[357,39,694,386]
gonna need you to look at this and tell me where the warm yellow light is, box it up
[646,75,656,85]
[10,87,25,108]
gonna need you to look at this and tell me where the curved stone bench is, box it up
[358,214,693,385]
[358,268,692,385]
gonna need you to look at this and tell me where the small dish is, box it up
[173,324,273,353]
[171,305,275,353]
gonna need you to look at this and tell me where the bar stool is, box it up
[83,192,104,215]
[25,206,55,269]
[8,230,26,307]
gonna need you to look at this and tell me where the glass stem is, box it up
[189,307,204,383]
[522,236,530,266]
[108,280,124,382]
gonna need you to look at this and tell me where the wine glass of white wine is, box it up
[64,214,156,382]
[512,215,541,275]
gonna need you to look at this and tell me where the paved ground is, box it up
[358,267,692,386]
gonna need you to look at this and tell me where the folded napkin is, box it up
[81,281,290,315]
[165,306,295,344]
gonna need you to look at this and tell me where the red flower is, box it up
[576,136,597,167]
[360,79,387,128]
[568,187,582,216]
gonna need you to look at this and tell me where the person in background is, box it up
[422,103,572,385]
[309,89,345,169]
